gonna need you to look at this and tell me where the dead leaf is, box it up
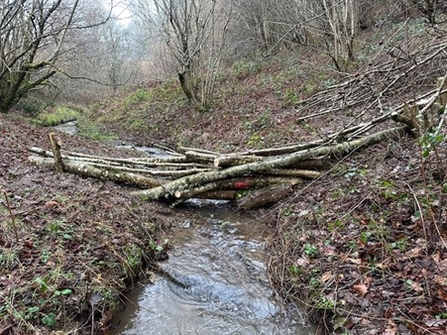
[382,320,397,335]
[320,271,332,283]
[432,252,440,262]
[424,318,447,327]
[353,283,368,297]
[347,257,362,265]
[435,275,447,286]
[45,200,60,209]
[295,257,309,267]
[407,246,422,258]
[410,281,423,292]
[439,259,447,270]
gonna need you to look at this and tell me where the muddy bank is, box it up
[267,134,447,334]
[0,116,185,334]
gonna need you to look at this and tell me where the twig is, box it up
[2,190,18,243]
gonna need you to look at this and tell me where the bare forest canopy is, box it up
[1,0,447,113]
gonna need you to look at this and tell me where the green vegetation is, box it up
[33,106,81,126]
[76,115,117,141]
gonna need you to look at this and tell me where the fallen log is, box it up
[236,183,296,210]
[214,155,326,170]
[172,177,302,200]
[133,127,405,200]
[73,163,213,178]
[177,146,219,155]
[214,154,263,168]
[259,169,321,179]
[184,150,217,164]
[62,149,189,164]
[195,190,239,200]
[29,156,161,188]
[29,147,210,171]
[288,159,326,170]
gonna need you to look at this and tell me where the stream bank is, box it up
[0,116,178,334]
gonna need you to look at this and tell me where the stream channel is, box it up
[54,122,316,334]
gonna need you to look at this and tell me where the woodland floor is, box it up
[266,132,447,334]
[0,115,196,334]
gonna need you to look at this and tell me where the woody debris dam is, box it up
[28,40,447,210]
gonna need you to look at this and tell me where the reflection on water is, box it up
[112,207,315,335]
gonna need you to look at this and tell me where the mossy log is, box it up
[28,156,161,188]
[133,127,405,200]
[172,177,302,200]
[214,154,263,168]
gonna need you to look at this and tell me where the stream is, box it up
[111,205,315,335]
[54,122,316,334]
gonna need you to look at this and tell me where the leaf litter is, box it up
[0,117,183,334]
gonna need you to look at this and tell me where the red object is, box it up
[233,181,253,189]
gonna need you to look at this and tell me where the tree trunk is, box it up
[29,156,161,188]
[133,127,405,200]
[48,133,64,173]
[237,183,295,210]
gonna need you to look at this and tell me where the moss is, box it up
[124,89,154,107]
[76,115,117,141]
[34,106,81,126]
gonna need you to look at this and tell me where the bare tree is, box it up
[131,0,233,111]
[318,0,359,70]
[0,0,75,113]
[0,0,113,113]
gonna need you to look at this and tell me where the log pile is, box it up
[28,123,405,210]
[28,68,447,209]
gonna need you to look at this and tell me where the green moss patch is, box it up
[34,106,81,126]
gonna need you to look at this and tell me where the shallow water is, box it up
[53,120,78,135]
[111,206,315,335]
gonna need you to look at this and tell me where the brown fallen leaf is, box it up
[353,283,368,297]
[382,320,397,335]
[424,318,447,327]
[320,271,332,283]
[407,246,422,258]
[435,275,447,286]
[346,257,362,265]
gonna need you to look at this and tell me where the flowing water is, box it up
[53,121,315,334]
[111,204,315,335]
[53,120,78,135]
